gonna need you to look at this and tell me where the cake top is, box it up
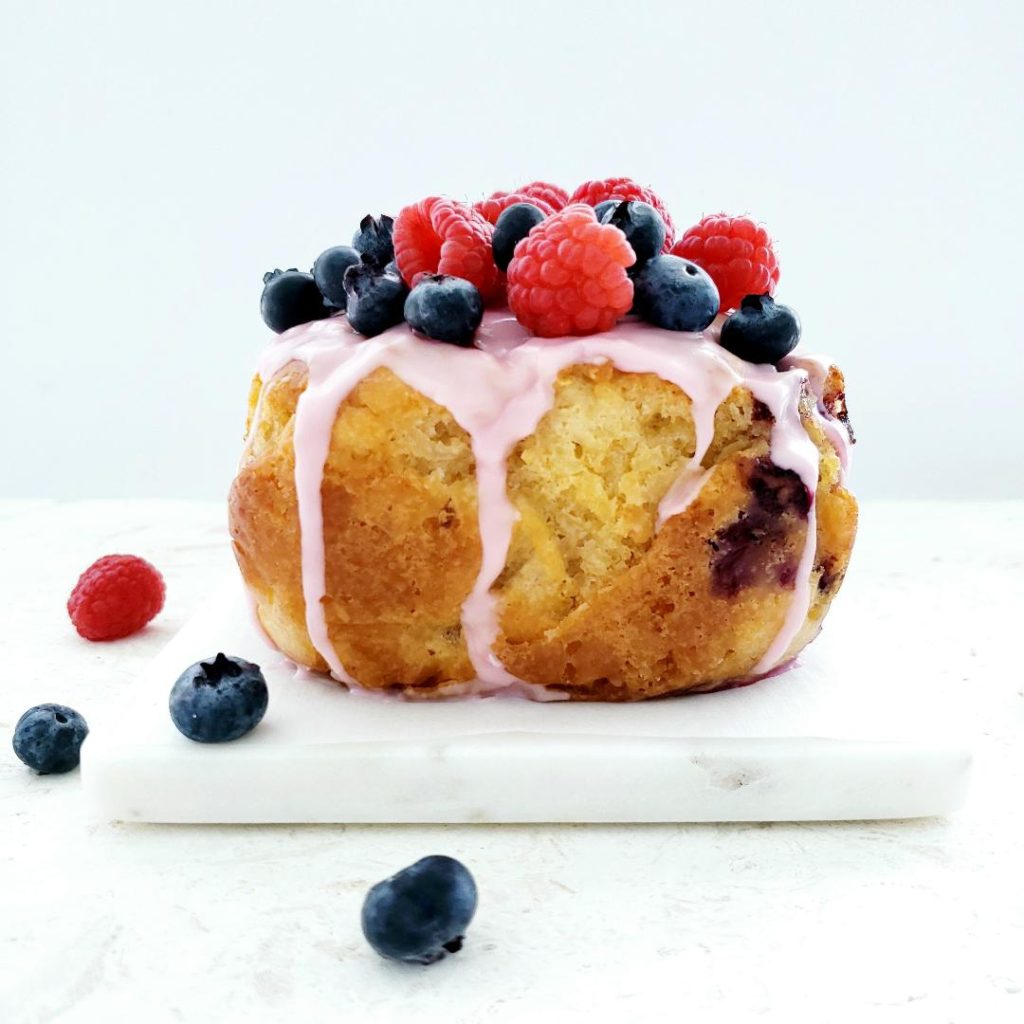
[259,176,801,367]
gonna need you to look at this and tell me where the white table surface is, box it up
[1,499,1022,1023]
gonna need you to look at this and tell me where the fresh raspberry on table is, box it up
[506,203,635,337]
[515,180,569,211]
[567,176,676,248]
[393,197,499,299]
[473,191,556,225]
[67,554,166,641]
[671,214,779,312]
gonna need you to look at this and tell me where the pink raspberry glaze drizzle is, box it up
[781,352,854,483]
[249,310,843,698]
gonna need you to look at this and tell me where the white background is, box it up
[2,0,1021,500]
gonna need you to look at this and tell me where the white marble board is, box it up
[81,578,972,824]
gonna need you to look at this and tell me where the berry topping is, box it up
[506,204,635,337]
[599,200,666,269]
[343,262,408,337]
[516,180,569,211]
[568,177,676,248]
[362,855,478,965]
[312,246,361,309]
[633,254,720,332]
[404,274,484,347]
[169,653,268,743]
[491,202,546,271]
[257,180,789,347]
[393,197,499,299]
[67,554,165,641]
[719,294,801,364]
[671,214,779,313]
[13,704,89,774]
[352,214,395,267]
[474,192,555,225]
[261,269,331,333]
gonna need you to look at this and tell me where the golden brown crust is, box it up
[230,364,317,670]
[230,364,480,687]
[229,358,858,700]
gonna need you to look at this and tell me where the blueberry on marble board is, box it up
[261,269,331,333]
[719,294,802,364]
[404,274,484,347]
[169,653,268,743]
[362,855,478,965]
[12,704,89,774]
[633,254,720,332]
[344,262,408,337]
[312,246,362,310]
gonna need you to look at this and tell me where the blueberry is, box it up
[492,202,545,271]
[404,274,484,347]
[599,201,665,268]
[312,246,361,309]
[343,262,408,337]
[633,254,720,332]
[169,653,268,743]
[261,269,331,333]
[12,704,88,774]
[361,855,478,965]
[719,294,801,364]
[593,199,618,223]
[352,214,395,268]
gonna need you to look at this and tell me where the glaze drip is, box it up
[782,352,854,482]
[249,311,840,696]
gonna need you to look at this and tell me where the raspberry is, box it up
[515,181,569,212]
[474,191,555,225]
[568,177,676,248]
[67,554,165,641]
[506,204,635,337]
[479,181,568,220]
[393,197,499,299]
[671,214,779,312]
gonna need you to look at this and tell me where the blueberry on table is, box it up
[13,704,89,774]
[404,274,484,347]
[343,262,408,337]
[362,855,478,965]
[169,653,268,743]
[261,269,331,333]
[492,202,546,271]
[633,254,720,332]
[599,200,666,269]
[719,294,802,364]
[352,214,395,267]
[312,246,362,309]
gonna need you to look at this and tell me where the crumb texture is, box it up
[229,359,857,700]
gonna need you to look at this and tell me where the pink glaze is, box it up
[739,369,820,674]
[246,310,839,696]
[782,351,854,482]
[657,467,716,527]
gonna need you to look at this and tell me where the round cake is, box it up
[229,180,857,701]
